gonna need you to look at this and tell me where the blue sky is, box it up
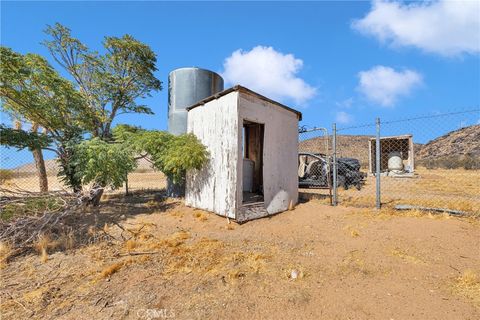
[1,1,479,168]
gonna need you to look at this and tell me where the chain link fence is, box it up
[2,109,479,216]
[0,149,166,195]
[331,109,480,216]
[298,126,332,204]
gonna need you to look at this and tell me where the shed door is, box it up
[242,120,264,204]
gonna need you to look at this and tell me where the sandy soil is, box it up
[1,171,167,193]
[1,193,479,320]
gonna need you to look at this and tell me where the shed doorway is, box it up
[242,120,264,204]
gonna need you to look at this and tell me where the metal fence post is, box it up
[332,123,337,206]
[375,117,381,209]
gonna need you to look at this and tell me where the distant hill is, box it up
[13,156,155,174]
[416,125,480,160]
[299,125,480,167]
[299,135,372,166]
[12,125,480,174]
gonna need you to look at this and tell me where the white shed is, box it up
[185,85,302,222]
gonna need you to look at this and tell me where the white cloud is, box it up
[357,65,423,107]
[352,0,480,56]
[335,97,354,109]
[221,46,316,104]
[335,111,353,124]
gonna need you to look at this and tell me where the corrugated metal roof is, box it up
[186,85,302,120]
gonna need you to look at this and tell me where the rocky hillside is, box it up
[416,125,480,160]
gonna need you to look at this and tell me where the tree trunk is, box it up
[32,148,48,192]
[31,124,48,193]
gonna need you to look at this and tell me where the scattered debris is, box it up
[394,204,468,216]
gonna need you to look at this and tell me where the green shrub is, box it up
[1,196,64,221]
[73,138,137,189]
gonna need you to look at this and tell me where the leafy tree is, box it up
[157,133,209,183]
[112,125,209,184]
[72,138,137,204]
[0,124,51,151]
[0,47,91,192]
[43,23,162,140]
[0,122,52,192]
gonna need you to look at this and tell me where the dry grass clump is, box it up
[338,250,377,277]
[351,206,457,221]
[222,251,269,275]
[33,231,76,262]
[59,230,75,250]
[193,211,208,222]
[390,247,425,265]
[160,237,224,275]
[452,269,480,306]
[100,262,124,278]
[169,210,185,218]
[124,239,138,251]
[126,222,156,239]
[147,233,271,281]
[22,287,48,304]
[350,229,360,237]
[0,241,13,268]
[34,233,58,263]
[343,225,361,237]
[151,230,190,249]
[99,256,151,279]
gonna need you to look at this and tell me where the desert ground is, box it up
[3,167,479,215]
[1,190,479,320]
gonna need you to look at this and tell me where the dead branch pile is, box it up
[0,188,85,255]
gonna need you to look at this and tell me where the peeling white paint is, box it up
[185,88,299,221]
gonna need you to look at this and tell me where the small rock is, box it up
[290,269,299,280]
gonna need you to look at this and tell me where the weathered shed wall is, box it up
[185,92,239,218]
[237,93,299,217]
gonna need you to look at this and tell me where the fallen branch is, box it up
[394,204,469,216]
[0,189,91,254]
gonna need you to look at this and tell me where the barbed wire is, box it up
[335,108,479,132]
[381,108,480,125]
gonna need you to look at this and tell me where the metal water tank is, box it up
[168,67,224,135]
[388,152,404,171]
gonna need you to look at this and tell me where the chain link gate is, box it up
[298,126,333,205]
[377,110,480,215]
[329,109,479,215]
[331,122,377,208]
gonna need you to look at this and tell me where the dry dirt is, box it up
[306,167,480,215]
[1,193,479,320]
